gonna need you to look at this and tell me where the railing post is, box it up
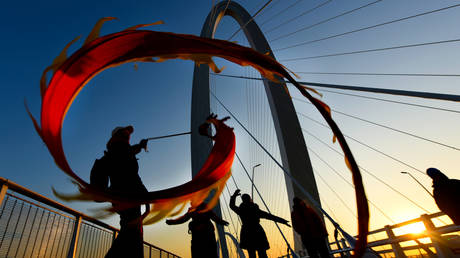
[340,239,350,257]
[112,229,118,242]
[384,225,406,258]
[421,214,451,258]
[67,215,82,258]
[0,183,8,207]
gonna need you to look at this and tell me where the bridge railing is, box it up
[329,212,460,257]
[0,177,180,258]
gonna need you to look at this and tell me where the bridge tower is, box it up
[191,1,322,255]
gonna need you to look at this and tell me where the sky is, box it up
[1,0,460,257]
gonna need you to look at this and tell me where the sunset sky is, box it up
[2,0,460,257]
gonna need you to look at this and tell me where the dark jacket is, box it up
[187,211,216,235]
[291,203,328,239]
[230,195,286,250]
[167,209,227,258]
[106,141,147,196]
[104,139,147,258]
[432,176,460,225]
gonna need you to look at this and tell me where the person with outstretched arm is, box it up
[104,126,150,258]
[230,189,290,258]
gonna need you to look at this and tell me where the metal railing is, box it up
[329,212,460,257]
[0,177,180,258]
[277,212,460,257]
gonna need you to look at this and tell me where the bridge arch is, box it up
[191,1,322,255]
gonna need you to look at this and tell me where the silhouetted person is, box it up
[166,203,229,258]
[291,197,330,258]
[427,168,460,225]
[230,189,290,258]
[104,126,149,258]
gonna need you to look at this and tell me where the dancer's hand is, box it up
[233,189,241,197]
[282,219,291,227]
[140,139,148,151]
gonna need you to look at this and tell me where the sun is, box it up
[393,221,426,236]
[405,222,426,234]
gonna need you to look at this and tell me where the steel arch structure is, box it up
[191,1,322,256]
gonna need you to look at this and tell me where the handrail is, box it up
[0,177,116,231]
[6,192,75,219]
[0,177,180,257]
[329,211,460,258]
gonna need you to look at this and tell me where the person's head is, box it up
[427,167,449,183]
[293,196,303,206]
[196,202,208,211]
[241,194,252,203]
[199,123,212,138]
[111,126,134,142]
[293,197,307,210]
[107,126,134,149]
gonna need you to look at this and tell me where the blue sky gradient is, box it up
[2,0,460,257]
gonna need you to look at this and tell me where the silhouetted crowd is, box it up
[94,125,460,258]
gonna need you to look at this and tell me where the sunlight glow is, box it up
[393,222,426,236]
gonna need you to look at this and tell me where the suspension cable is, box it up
[225,171,243,230]
[211,91,356,246]
[311,88,460,114]
[296,110,425,174]
[332,107,460,152]
[230,174,239,190]
[300,127,431,214]
[264,0,332,34]
[318,195,352,245]
[280,38,460,62]
[291,87,460,115]
[293,71,460,77]
[210,73,460,102]
[225,186,243,235]
[259,0,304,27]
[220,191,240,239]
[244,73,289,251]
[315,166,382,250]
[270,0,383,42]
[266,92,460,152]
[227,0,274,41]
[308,147,395,224]
[255,0,282,20]
[318,166,390,250]
[274,3,460,51]
[319,195,339,224]
[313,167,358,219]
